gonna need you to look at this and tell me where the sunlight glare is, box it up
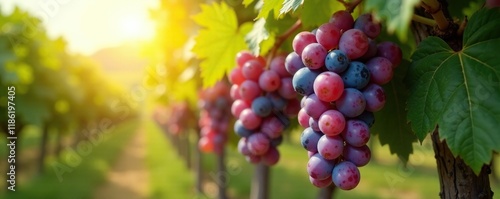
[118,14,155,41]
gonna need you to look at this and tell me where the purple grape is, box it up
[309,175,332,188]
[343,145,371,167]
[298,108,311,128]
[366,57,393,85]
[336,88,366,118]
[309,117,321,131]
[237,138,251,156]
[307,153,334,180]
[247,133,270,155]
[318,110,346,136]
[285,52,306,75]
[270,55,291,77]
[239,108,262,130]
[353,13,381,39]
[239,80,261,101]
[342,120,370,147]
[293,31,317,56]
[317,135,344,160]
[313,71,344,102]
[292,67,321,96]
[261,116,285,139]
[341,61,370,89]
[278,77,297,100]
[302,43,328,70]
[360,39,377,60]
[362,83,386,112]
[339,29,369,60]
[234,120,254,138]
[251,96,273,117]
[376,41,402,67]
[325,50,349,73]
[267,92,287,111]
[355,111,375,127]
[329,10,354,32]
[316,22,341,50]
[262,146,280,166]
[300,127,323,152]
[259,70,281,92]
[242,59,264,81]
[332,161,360,190]
[303,94,331,119]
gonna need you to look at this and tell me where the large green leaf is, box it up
[299,0,342,28]
[257,0,284,19]
[363,0,419,41]
[407,8,500,174]
[372,59,416,163]
[192,2,252,87]
[245,18,275,55]
[280,0,303,15]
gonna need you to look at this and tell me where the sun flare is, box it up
[117,14,155,41]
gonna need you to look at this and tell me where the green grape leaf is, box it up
[363,0,419,41]
[407,8,500,174]
[371,60,416,163]
[243,0,256,7]
[192,2,252,87]
[299,0,342,28]
[245,18,276,55]
[280,0,303,15]
[257,0,284,19]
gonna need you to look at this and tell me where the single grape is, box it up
[329,10,354,32]
[314,71,344,102]
[270,55,291,77]
[239,108,262,130]
[278,77,297,100]
[242,60,264,81]
[342,119,370,147]
[376,41,402,67]
[229,67,246,85]
[262,146,280,166]
[362,83,386,112]
[267,92,287,111]
[298,108,311,128]
[343,145,371,167]
[353,13,381,39]
[247,133,270,156]
[245,154,261,164]
[292,67,321,96]
[236,50,255,68]
[239,80,261,101]
[309,117,321,131]
[341,61,370,89]
[234,120,254,137]
[325,50,349,73]
[307,153,335,180]
[339,29,369,60]
[261,116,285,139]
[237,137,251,156]
[316,22,342,50]
[355,111,375,127]
[360,39,377,60]
[293,31,317,56]
[230,84,241,99]
[300,127,323,152]
[332,161,360,190]
[259,70,281,92]
[303,94,331,119]
[231,99,249,117]
[336,88,366,118]
[366,57,393,85]
[251,96,273,117]
[285,52,306,75]
[309,175,332,188]
[302,43,327,70]
[317,135,344,160]
[318,110,346,136]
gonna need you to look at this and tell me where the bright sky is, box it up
[0,0,158,55]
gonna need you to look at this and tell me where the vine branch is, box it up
[420,0,450,30]
[412,14,437,27]
[337,0,363,13]
[267,19,302,64]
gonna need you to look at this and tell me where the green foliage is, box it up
[299,0,343,28]
[257,0,284,19]
[407,8,500,174]
[192,2,252,87]
[246,18,276,55]
[280,0,303,15]
[363,0,419,41]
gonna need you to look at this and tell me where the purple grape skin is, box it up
[237,138,251,156]
[309,175,332,188]
[317,135,344,160]
[293,31,317,56]
[303,94,331,119]
[343,145,371,167]
[309,117,321,131]
[270,55,291,77]
[353,13,381,39]
[360,39,378,60]
[300,127,323,152]
[285,52,306,75]
[301,43,327,70]
[338,29,369,60]
[362,83,386,112]
[376,41,403,67]
[251,96,273,117]
[292,67,321,96]
[329,10,354,32]
[234,120,254,138]
[366,57,393,85]
[247,133,271,156]
[307,153,335,180]
[267,92,287,111]
[355,111,375,127]
[332,161,361,190]
[341,61,370,89]
[342,120,371,147]
[336,88,366,118]
[262,146,280,166]
[325,50,349,73]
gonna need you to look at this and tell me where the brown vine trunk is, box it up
[194,129,204,195]
[216,149,227,199]
[37,125,49,174]
[250,163,270,199]
[431,131,493,199]
[317,184,336,199]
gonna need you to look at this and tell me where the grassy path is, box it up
[94,128,150,199]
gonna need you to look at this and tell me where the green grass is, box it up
[145,120,195,199]
[2,119,139,199]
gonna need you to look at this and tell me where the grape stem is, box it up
[411,14,437,27]
[457,16,468,36]
[337,0,363,13]
[266,19,302,65]
[420,0,449,31]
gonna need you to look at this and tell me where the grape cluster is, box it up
[198,81,232,154]
[229,51,300,166]
[287,11,402,190]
